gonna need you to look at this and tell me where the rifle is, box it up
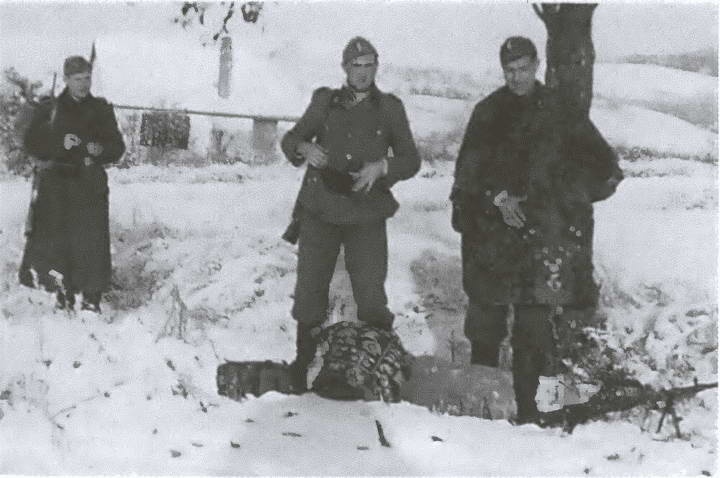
[535,376,717,437]
[23,73,58,238]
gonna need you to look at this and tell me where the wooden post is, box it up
[218,37,233,99]
[252,118,278,163]
[211,36,233,162]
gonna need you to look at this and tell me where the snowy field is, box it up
[0,63,718,474]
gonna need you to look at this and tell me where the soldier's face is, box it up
[343,54,378,92]
[503,56,538,96]
[65,71,92,99]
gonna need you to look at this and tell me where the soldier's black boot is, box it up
[81,291,101,313]
[512,347,541,424]
[289,322,320,394]
[55,290,76,311]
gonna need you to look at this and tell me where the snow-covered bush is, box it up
[0,69,38,177]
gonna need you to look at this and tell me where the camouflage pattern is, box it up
[451,82,622,307]
[312,321,412,402]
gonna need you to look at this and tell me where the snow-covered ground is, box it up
[0,150,716,474]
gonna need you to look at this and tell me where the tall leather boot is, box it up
[512,346,542,424]
[290,322,320,394]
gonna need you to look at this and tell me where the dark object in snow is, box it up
[357,446,369,451]
[230,441,241,448]
[216,360,297,400]
[140,112,190,149]
[284,411,298,418]
[282,432,302,437]
[170,450,181,458]
[375,420,391,448]
[535,376,718,436]
[313,321,412,402]
[431,435,444,442]
[171,382,188,398]
[72,361,81,368]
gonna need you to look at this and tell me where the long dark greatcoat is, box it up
[19,89,125,294]
[451,82,622,308]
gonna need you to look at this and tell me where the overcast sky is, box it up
[0,1,717,80]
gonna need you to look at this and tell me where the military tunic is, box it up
[281,85,420,327]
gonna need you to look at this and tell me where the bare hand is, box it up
[86,142,104,157]
[83,157,94,167]
[63,134,81,150]
[498,195,527,228]
[350,159,387,193]
[298,142,328,169]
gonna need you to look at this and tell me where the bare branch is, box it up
[532,4,546,23]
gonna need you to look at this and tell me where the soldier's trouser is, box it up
[292,210,393,329]
[464,302,509,367]
[465,302,555,420]
[511,305,556,421]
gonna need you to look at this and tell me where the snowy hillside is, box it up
[594,63,718,130]
[92,35,717,164]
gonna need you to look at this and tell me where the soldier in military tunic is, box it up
[281,37,420,390]
[19,56,125,313]
[451,37,623,422]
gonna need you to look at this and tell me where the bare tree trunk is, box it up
[533,3,597,119]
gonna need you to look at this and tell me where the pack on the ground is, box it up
[312,321,413,402]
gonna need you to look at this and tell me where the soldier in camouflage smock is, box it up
[451,37,622,423]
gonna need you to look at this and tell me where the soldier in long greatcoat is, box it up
[451,37,623,422]
[19,56,125,313]
[281,37,420,390]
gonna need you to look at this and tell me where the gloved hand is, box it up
[350,159,388,193]
[297,142,328,169]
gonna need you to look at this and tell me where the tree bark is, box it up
[534,3,597,119]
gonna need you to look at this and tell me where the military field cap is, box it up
[63,56,92,76]
[342,37,378,65]
[500,36,537,65]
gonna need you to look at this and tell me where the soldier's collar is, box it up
[333,84,381,108]
[59,88,93,105]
